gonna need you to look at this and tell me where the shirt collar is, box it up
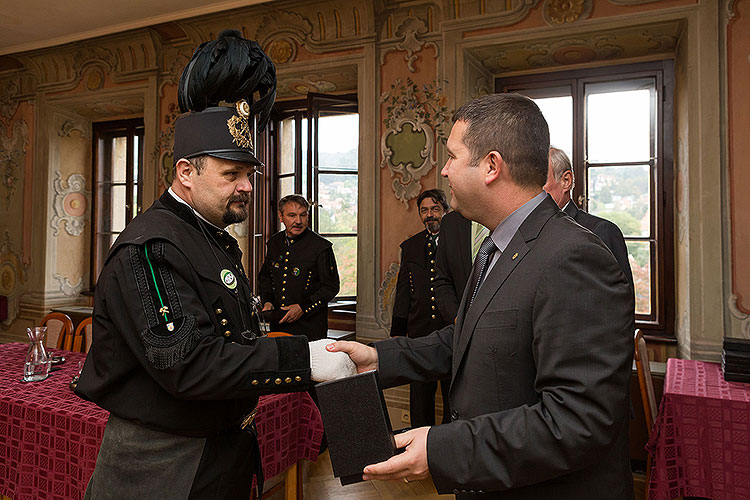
[489,190,547,253]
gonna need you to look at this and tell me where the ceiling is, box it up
[0,0,270,56]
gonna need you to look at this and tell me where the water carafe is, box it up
[24,326,51,382]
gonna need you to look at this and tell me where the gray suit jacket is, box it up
[376,195,634,500]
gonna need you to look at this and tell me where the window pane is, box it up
[280,117,295,175]
[587,88,651,163]
[111,185,127,232]
[328,235,356,297]
[533,96,572,161]
[318,174,358,233]
[133,135,140,182]
[318,114,359,171]
[111,136,128,183]
[627,240,652,316]
[132,183,139,220]
[301,118,308,197]
[587,165,650,237]
[279,176,295,199]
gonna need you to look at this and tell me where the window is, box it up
[91,119,144,288]
[498,61,675,336]
[273,93,359,298]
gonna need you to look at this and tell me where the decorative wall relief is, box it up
[380,17,438,73]
[376,261,400,331]
[729,295,750,337]
[380,78,449,205]
[53,273,86,297]
[58,119,89,140]
[267,38,297,64]
[0,119,29,208]
[50,171,90,237]
[0,232,28,326]
[543,0,592,26]
[155,102,180,187]
[527,36,623,67]
[0,79,21,121]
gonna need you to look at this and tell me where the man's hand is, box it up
[326,341,378,373]
[262,302,273,312]
[362,427,431,483]
[279,304,303,323]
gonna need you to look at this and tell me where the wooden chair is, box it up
[40,312,74,350]
[634,328,658,493]
[73,317,93,353]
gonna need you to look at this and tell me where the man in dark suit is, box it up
[330,93,634,499]
[433,210,471,323]
[545,147,634,291]
[391,189,452,427]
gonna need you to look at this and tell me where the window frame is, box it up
[90,118,144,290]
[497,60,675,338]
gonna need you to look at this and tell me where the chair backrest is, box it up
[73,317,93,353]
[266,331,293,338]
[40,312,74,350]
[634,329,658,433]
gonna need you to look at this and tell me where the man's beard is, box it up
[222,194,250,224]
[424,217,440,234]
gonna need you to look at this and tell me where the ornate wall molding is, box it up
[50,171,90,237]
[608,0,664,4]
[526,36,623,67]
[380,17,439,73]
[726,0,738,25]
[380,78,449,204]
[376,261,400,331]
[543,0,592,26]
[729,294,750,337]
[442,0,540,32]
[58,119,90,140]
[53,273,86,297]
[0,232,29,326]
[0,119,29,208]
[0,79,22,121]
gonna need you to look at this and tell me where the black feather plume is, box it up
[178,29,277,131]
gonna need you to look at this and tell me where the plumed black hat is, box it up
[173,29,276,166]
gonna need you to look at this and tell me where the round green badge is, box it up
[293,267,300,277]
[221,269,237,289]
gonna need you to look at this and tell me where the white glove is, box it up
[309,339,357,382]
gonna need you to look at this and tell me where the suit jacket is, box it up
[391,229,449,338]
[564,202,634,291]
[376,195,635,500]
[434,211,472,323]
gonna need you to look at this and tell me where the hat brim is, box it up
[207,150,264,167]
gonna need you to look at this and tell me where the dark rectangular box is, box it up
[315,371,396,485]
[723,337,750,352]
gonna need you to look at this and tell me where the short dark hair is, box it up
[189,155,208,174]
[417,189,449,211]
[279,194,310,213]
[453,93,549,188]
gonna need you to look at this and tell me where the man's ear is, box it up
[278,210,284,223]
[484,150,505,186]
[561,170,574,192]
[175,159,195,189]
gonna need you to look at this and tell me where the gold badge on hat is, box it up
[227,100,254,150]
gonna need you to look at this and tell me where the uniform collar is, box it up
[284,227,309,245]
[160,189,238,248]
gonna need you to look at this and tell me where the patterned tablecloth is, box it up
[646,358,750,500]
[0,342,323,500]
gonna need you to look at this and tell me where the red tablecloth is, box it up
[0,342,323,500]
[646,358,750,500]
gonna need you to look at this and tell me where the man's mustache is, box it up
[228,194,250,205]
[424,217,439,223]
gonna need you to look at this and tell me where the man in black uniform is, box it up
[75,31,354,500]
[391,189,452,427]
[259,194,340,340]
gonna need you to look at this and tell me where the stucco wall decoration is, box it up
[527,36,623,67]
[380,77,449,204]
[52,273,86,297]
[730,295,750,337]
[50,171,90,237]
[381,16,438,73]
[0,79,22,121]
[0,232,28,326]
[543,0,592,25]
[0,119,28,208]
[155,102,180,187]
[376,261,400,331]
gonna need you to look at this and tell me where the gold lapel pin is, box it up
[512,252,519,260]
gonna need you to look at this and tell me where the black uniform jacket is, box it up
[76,191,311,437]
[390,229,449,338]
[258,229,339,340]
[376,195,635,499]
[563,201,634,291]
[434,211,472,323]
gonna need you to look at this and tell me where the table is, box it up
[646,358,750,500]
[0,343,323,500]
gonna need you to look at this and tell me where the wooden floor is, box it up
[263,450,453,500]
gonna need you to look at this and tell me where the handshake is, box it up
[308,339,376,382]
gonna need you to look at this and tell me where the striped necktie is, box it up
[471,221,490,261]
[468,236,497,308]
